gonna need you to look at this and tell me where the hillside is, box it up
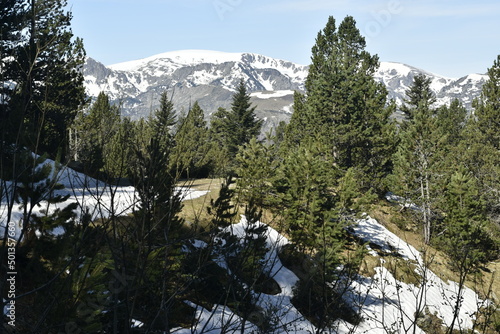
[1,162,495,333]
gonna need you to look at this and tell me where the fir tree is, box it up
[283,91,308,148]
[236,138,277,209]
[208,107,232,176]
[439,169,497,333]
[74,92,120,175]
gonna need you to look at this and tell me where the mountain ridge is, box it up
[83,50,488,130]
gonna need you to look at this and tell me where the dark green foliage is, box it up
[236,138,277,208]
[131,92,183,245]
[466,56,500,222]
[401,74,437,120]
[227,80,263,156]
[209,80,263,173]
[284,91,309,147]
[285,15,396,194]
[208,107,232,176]
[276,141,342,254]
[73,92,121,175]
[172,101,211,178]
[8,0,86,157]
[151,91,177,146]
[391,74,441,244]
[0,0,25,121]
[440,170,497,267]
[207,176,237,229]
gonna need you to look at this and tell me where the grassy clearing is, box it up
[177,178,224,230]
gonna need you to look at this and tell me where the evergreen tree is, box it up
[401,74,436,120]
[439,169,497,333]
[151,91,177,148]
[236,138,277,209]
[465,55,500,223]
[9,0,86,157]
[208,107,232,176]
[392,75,441,244]
[0,0,25,118]
[226,79,263,158]
[283,91,308,148]
[285,16,395,193]
[131,90,182,244]
[171,101,210,178]
[104,117,136,179]
[277,141,339,253]
[74,92,120,175]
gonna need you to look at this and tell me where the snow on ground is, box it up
[174,215,488,334]
[1,161,488,333]
[348,216,488,333]
[0,159,208,241]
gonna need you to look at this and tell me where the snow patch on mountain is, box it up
[83,50,487,125]
[250,90,295,99]
[108,50,244,71]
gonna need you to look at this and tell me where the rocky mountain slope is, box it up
[83,50,488,130]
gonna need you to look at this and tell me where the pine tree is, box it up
[236,138,277,209]
[151,91,176,147]
[9,0,86,157]
[283,91,308,148]
[401,74,436,120]
[439,169,497,333]
[171,101,210,178]
[465,55,500,223]
[208,107,232,176]
[104,117,136,179]
[74,92,120,175]
[131,90,182,244]
[392,75,441,244]
[226,79,263,158]
[277,141,339,253]
[285,16,395,193]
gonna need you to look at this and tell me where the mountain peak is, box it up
[84,50,486,128]
[108,50,249,71]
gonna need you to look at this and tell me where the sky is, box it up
[68,0,500,78]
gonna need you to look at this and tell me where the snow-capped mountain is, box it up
[376,62,487,109]
[83,50,488,130]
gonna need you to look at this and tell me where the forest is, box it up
[1,0,500,333]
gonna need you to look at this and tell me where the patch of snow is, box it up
[282,103,294,114]
[108,50,244,72]
[250,90,294,99]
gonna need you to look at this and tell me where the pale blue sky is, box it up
[69,0,500,78]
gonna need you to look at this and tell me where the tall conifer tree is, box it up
[226,79,263,157]
[172,101,210,178]
[392,75,442,244]
[10,0,86,157]
[465,55,500,222]
[285,15,395,193]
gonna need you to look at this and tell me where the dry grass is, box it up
[177,178,225,229]
[368,201,500,307]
